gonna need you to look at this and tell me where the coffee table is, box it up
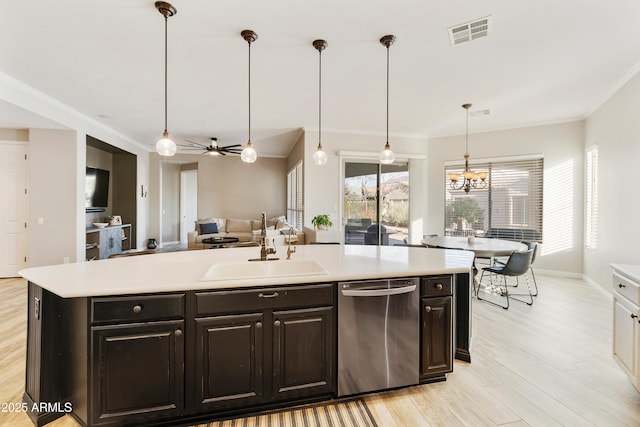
[201,237,239,249]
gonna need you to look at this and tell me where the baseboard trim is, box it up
[535,268,582,279]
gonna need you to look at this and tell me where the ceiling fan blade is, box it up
[180,140,208,149]
[222,144,242,149]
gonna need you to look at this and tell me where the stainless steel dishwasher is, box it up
[337,278,420,397]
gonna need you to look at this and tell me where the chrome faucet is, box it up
[287,227,297,260]
[258,212,277,261]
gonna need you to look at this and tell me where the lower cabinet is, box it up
[90,320,185,425]
[192,284,336,414]
[272,307,334,399]
[612,268,640,391]
[194,313,265,409]
[420,276,453,381]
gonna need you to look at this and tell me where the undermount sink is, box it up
[200,259,328,282]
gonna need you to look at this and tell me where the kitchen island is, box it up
[20,245,474,426]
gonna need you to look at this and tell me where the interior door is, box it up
[180,170,198,244]
[0,142,28,277]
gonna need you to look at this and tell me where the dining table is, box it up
[421,236,528,258]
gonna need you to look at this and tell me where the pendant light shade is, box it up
[155,1,177,157]
[312,39,328,166]
[379,35,396,165]
[241,30,258,163]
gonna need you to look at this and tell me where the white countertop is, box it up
[20,245,475,298]
[610,264,640,282]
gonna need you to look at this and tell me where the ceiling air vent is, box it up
[471,109,490,117]
[448,16,492,46]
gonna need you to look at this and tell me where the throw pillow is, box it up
[200,222,219,234]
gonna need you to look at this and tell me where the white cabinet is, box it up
[611,265,640,392]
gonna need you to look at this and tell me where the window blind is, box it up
[444,157,544,242]
[287,161,303,230]
[585,146,598,249]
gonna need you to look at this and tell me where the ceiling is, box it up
[1,0,640,157]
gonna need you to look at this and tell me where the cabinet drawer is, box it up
[421,275,452,297]
[196,284,334,316]
[613,272,640,305]
[91,294,185,324]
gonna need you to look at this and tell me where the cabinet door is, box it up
[272,306,335,400]
[613,297,637,377]
[421,296,453,379]
[91,320,184,425]
[194,313,264,410]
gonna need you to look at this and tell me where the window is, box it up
[287,161,303,230]
[444,156,544,242]
[585,145,598,249]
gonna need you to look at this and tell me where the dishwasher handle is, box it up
[341,284,416,297]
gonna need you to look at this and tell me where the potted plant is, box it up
[311,214,334,230]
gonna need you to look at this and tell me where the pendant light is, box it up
[240,30,258,163]
[312,39,328,166]
[448,103,488,193]
[379,35,396,165]
[155,1,177,157]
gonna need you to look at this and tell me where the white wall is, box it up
[303,129,428,238]
[585,71,640,290]
[427,121,585,275]
[197,155,287,220]
[147,153,288,241]
[0,72,151,263]
[28,129,84,266]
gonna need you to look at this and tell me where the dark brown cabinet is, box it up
[272,306,334,399]
[194,313,264,410]
[420,276,453,382]
[90,320,185,425]
[193,284,335,412]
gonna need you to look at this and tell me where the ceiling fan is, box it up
[178,137,242,156]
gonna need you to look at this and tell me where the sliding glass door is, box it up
[343,161,409,246]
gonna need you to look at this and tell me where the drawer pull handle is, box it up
[618,283,626,288]
[435,283,443,290]
[632,314,638,319]
[258,292,279,299]
[256,321,262,329]
[132,305,142,313]
[425,306,432,313]
[274,320,281,327]
[175,329,182,336]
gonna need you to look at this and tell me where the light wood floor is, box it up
[1,274,639,426]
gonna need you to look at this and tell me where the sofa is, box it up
[187,215,305,250]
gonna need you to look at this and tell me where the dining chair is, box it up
[477,249,534,309]
[493,241,539,297]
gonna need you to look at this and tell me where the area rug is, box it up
[195,398,378,427]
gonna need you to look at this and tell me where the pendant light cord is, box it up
[318,47,322,146]
[465,106,469,155]
[163,15,168,133]
[386,44,389,144]
[248,40,252,142]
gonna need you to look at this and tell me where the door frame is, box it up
[0,140,28,277]
[179,169,198,244]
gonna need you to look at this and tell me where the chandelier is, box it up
[448,103,487,193]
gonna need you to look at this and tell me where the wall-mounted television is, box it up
[85,167,110,212]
